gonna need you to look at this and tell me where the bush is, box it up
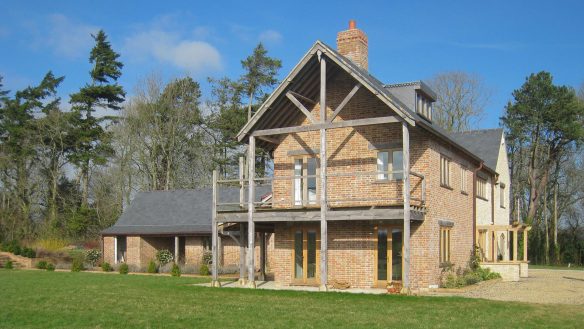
[469,245,482,271]
[46,263,55,271]
[171,263,181,277]
[85,249,102,267]
[119,263,129,275]
[156,249,173,266]
[4,260,13,269]
[147,260,158,274]
[101,262,112,272]
[199,264,210,276]
[21,247,36,258]
[71,258,85,272]
[33,238,69,252]
[36,261,48,269]
[202,250,212,265]
[12,245,22,256]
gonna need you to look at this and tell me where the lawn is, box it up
[0,270,583,328]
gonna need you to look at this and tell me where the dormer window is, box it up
[416,92,433,121]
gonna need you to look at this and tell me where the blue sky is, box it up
[1,0,583,128]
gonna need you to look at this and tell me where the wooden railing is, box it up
[215,171,425,212]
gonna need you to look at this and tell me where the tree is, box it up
[502,72,584,263]
[427,71,491,132]
[0,72,64,238]
[241,43,281,121]
[69,30,125,206]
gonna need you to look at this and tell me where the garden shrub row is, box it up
[0,240,36,258]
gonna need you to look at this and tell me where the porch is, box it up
[476,224,531,281]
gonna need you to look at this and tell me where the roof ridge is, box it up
[451,128,503,135]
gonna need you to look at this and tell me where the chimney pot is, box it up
[349,20,356,29]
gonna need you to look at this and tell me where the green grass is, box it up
[530,264,584,270]
[1,270,583,328]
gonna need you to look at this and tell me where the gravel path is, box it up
[425,269,584,305]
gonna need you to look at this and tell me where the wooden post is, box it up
[259,232,266,281]
[239,156,245,207]
[211,170,220,287]
[513,230,518,262]
[493,230,497,262]
[319,54,328,291]
[402,122,411,292]
[114,237,118,264]
[523,229,528,262]
[174,236,179,264]
[247,137,256,287]
[238,224,246,285]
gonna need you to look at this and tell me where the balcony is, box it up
[214,170,426,223]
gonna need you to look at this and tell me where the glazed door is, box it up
[375,226,403,287]
[293,226,319,285]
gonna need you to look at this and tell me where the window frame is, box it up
[477,177,488,200]
[460,166,468,195]
[292,156,319,207]
[376,149,404,181]
[439,227,451,264]
[500,184,505,208]
[416,92,433,121]
[440,155,452,189]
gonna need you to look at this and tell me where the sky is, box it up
[1,0,583,129]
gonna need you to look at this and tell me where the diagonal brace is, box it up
[329,83,361,122]
[286,91,317,123]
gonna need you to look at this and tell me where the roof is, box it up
[102,186,271,236]
[448,129,504,170]
[234,40,498,174]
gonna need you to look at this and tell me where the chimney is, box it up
[336,20,368,70]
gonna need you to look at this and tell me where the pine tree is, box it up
[241,43,281,121]
[69,30,125,206]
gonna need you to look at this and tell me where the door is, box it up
[375,226,403,287]
[292,226,319,285]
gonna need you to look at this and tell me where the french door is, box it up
[292,225,320,285]
[375,226,403,287]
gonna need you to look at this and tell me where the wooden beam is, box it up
[217,208,425,222]
[319,56,328,291]
[288,91,316,105]
[329,83,361,122]
[286,92,316,123]
[259,232,266,281]
[402,122,411,292]
[513,230,518,262]
[239,224,246,285]
[523,229,528,262]
[239,157,245,207]
[174,236,179,263]
[247,137,256,287]
[211,170,220,287]
[251,116,400,137]
[256,135,280,144]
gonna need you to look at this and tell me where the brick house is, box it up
[211,21,530,291]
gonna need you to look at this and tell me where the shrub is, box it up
[46,263,55,271]
[33,238,69,252]
[468,245,482,271]
[119,263,129,275]
[101,262,112,272]
[71,258,85,272]
[171,263,181,277]
[85,249,102,267]
[21,247,36,258]
[12,245,22,256]
[199,263,210,276]
[147,260,158,274]
[36,261,48,269]
[156,249,173,266]
[4,260,13,269]
[202,250,212,265]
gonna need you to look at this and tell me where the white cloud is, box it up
[124,29,222,75]
[258,30,282,44]
[42,14,99,58]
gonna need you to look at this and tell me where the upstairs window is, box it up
[416,92,433,121]
[460,166,468,194]
[477,177,487,200]
[500,184,505,208]
[440,156,451,188]
[294,157,318,206]
[377,150,403,180]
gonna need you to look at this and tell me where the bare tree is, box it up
[427,71,492,132]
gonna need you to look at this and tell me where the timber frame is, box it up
[211,47,418,291]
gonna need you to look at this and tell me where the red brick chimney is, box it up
[336,20,368,70]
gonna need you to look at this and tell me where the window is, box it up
[293,157,318,206]
[439,227,451,263]
[460,166,468,194]
[115,236,127,264]
[440,156,451,188]
[500,184,505,208]
[202,236,211,250]
[477,177,487,200]
[416,92,433,121]
[377,150,403,180]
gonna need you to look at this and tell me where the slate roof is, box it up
[102,186,271,236]
[448,129,504,170]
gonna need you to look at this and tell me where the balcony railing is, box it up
[215,171,425,212]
